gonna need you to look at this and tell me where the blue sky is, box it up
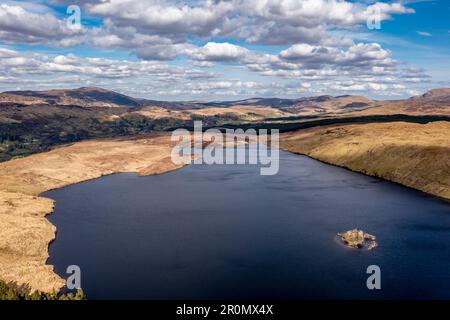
[0,0,448,100]
[363,1,450,80]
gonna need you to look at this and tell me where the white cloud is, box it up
[0,49,214,81]
[187,42,249,62]
[417,31,432,37]
[0,0,416,61]
[79,0,415,58]
[0,3,86,45]
[88,0,234,37]
[239,0,413,28]
[0,1,435,99]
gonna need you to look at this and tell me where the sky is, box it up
[0,0,448,101]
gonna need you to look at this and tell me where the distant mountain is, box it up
[400,88,450,114]
[0,87,225,110]
[411,88,450,104]
[0,86,449,116]
[0,87,149,108]
[213,95,374,115]
[357,88,450,116]
[288,95,373,114]
[0,86,448,163]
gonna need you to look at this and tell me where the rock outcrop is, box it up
[337,229,377,250]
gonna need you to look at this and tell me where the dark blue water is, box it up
[44,149,450,300]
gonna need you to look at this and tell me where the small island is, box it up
[337,229,378,250]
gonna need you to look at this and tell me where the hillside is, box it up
[1,87,449,116]
[281,121,450,200]
[207,95,375,115]
[0,87,146,108]
[352,88,450,116]
[0,87,449,162]
[0,86,376,113]
[0,88,449,294]
[0,134,184,293]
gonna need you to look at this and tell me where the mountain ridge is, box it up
[1,86,449,116]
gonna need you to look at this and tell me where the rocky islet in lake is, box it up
[337,229,378,250]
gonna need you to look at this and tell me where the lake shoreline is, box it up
[44,147,450,299]
[280,122,450,201]
[282,148,450,204]
[0,133,187,293]
[0,122,449,294]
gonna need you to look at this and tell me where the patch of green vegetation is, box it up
[0,280,86,300]
[3,106,446,164]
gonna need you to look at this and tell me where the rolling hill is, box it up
[0,86,449,162]
[0,87,146,108]
[1,86,449,116]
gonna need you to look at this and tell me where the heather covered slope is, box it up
[281,121,450,200]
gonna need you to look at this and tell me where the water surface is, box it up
[44,149,450,299]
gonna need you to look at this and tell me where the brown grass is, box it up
[1,122,449,293]
[281,121,450,200]
[0,133,185,293]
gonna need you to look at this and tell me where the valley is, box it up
[1,87,449,162]
[0,86,449,295]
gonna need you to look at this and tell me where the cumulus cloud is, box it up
[0,3,87,45]
[88,0,233,36]
[0,48,214,81]
[186,41,396,79]
[0,48,430,99]
[0,53,429,100]
[0,1,416,57]
[187,42,249,62]
[80,0,414,53]
[0,0,434,99]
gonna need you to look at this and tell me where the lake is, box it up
[44,148,450,299]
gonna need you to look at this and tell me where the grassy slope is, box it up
[0,134,185,293]
[280,121,450,200]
